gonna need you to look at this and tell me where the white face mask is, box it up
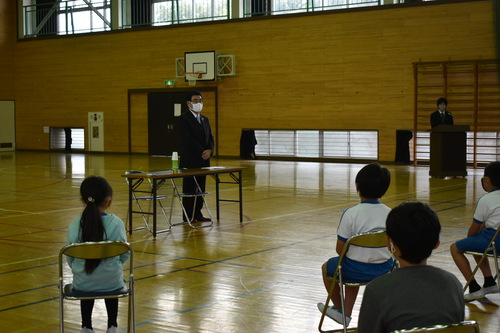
[190,102,203,113]
[438,105,446,111]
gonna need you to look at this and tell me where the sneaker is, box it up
[464,288,485,302]
[107,326,118,333]
[317,303,352,326]
[483,284,499,295]
[81,328,95,333]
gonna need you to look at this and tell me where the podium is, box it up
[429,125,470,177]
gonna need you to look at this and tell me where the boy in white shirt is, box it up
[317,163,394,326]
[451,161,500,301]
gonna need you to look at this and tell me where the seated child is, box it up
[66,176,129,333]
[358,201,464,333]
[317,162,394,326]
[450,161,500,301]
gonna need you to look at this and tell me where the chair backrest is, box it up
[58,241,133,293]
[488,224,500,248]
[390,320,480,333]
[60,241,131,260]
[338,229,388,259]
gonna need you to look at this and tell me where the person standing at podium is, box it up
[177,91,214,223]
[430,97,454,128]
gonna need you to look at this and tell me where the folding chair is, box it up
[390,320,480,333]
[170,176,213,228]
[59,241,135,333]
[318,230,393,333]
[463,225,500,292]
[125,171,171,234]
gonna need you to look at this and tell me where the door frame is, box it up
[127,87,218,155]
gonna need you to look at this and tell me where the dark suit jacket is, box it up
[430,110,454,128]
[177,111,214,168]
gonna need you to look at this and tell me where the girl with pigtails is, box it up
[66,176,129,333]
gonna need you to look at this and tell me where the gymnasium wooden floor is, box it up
[1,151,499,333]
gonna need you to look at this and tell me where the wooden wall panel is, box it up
[0,0,16,100]
[11,1,496,160]
[130,93,148,153]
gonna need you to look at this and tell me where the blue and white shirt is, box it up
[337,201,392,263]
[473,189,500,230]
[66,214,129,292]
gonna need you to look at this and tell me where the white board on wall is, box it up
[88,112,104,151]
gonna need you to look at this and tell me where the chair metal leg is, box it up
[338,272,348,333]
[318,270,357,333]
[169,178,213,229]
[464,229,500,291]
[318,272,356,333]
[59,278,64,333]
[128,278,135,333]
[193,176,214,225]
[127,178,171,235]
[493,241,500,287]
[158,199,171,226]
[132,193,152,232]
[169,181,197,227]
[318,277,335,333]
[464,253,489,291]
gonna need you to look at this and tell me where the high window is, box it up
[21,0,423,38]
[58,0,111,34]
[267,0,380,16]
[150,0,229,26]
[23,0,111,37]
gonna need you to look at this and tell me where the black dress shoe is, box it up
[195,216,212,222]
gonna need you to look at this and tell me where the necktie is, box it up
[441,113,445,122]
[197,114,201,124]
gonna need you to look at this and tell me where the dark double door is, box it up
[148,92,187,155]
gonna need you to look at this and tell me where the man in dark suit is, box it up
[430,97,454,128]
[177,91,214,223]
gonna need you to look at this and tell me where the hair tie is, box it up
[87,196,95,203]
